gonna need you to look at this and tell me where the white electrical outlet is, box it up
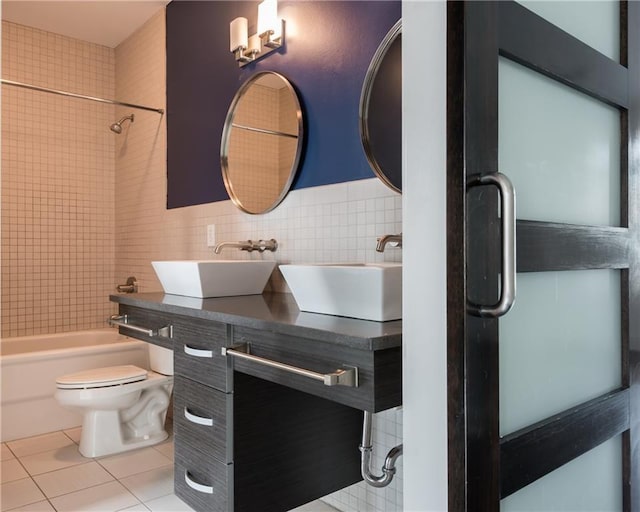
[207,224,216,247]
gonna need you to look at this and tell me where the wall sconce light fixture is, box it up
[229,0,284,67]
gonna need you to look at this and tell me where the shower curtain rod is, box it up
[1,79,165,114]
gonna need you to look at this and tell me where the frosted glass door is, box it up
[495,4,627,507]
[498,57,620,227]
[448,1,638,509]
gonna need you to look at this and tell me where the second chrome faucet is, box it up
[213,238,278,254]
[376,233,402,253]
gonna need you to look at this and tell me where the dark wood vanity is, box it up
[109,292,402,512]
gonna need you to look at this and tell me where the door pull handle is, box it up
[466,172,516,318]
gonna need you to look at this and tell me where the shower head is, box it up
[110,114,135,134]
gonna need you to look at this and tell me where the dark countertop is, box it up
[110,292,402,351]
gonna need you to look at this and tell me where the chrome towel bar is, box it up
[109,315,173,338]
[222,344,358,387]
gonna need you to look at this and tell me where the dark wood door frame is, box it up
[447,1,640,510]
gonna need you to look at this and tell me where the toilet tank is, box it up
[148,344,173,375]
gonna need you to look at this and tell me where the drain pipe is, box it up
[359,410,403,488]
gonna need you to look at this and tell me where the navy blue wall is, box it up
[166,0,400,209]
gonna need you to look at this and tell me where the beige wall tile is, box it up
[1,21,116,337]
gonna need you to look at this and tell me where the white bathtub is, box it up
[1,328,150,442]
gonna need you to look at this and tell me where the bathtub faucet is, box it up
[116,276,138,293]
[213,239,278,254]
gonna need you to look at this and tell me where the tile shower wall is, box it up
[114,11,403,512]
[1,21,116,337]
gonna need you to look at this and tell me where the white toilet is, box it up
[55,344,174,458]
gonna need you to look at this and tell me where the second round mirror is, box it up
[360,20,402,193]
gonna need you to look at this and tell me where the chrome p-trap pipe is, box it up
[360,410,403,488]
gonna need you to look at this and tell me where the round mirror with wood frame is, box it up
[360,20,402,193]
[221,71,304,214]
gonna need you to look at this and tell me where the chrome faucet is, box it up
[213,238,278,255]
[376,233,402,253]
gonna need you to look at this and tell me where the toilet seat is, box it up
[56,365,148,389]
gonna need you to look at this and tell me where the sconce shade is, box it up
[258,0,278,37]
[230,17,248,51]
[248,34,261,54]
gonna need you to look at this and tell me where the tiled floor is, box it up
[0,426,339,512]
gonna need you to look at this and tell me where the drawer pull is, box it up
[109,315,172,338]
[184,407,214,427]
[184,471,214,494]
[184,345,213,358]
[222,344,358,387]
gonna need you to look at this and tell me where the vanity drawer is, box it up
[117,304,230,390]
[173,375,232,464]
[230,326,401,412]
[173,317,230,391]
[175,439,232,512]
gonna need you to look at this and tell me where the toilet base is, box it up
[79,419,169,458]
[65,377,174,458]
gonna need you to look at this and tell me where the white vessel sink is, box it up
[279,263,402,321]
[152,260,276,298]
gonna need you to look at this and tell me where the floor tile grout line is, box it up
[6,432,78,460]
[61,430,78,445]
[2,471,175,512]
[93,457,126,482]
[40,479,144,512]
[5,429,184,512]
[1,475,53,512]
[2,451,33,486]
[9,444,147,510]
[21,459,91,479]
[13,449,54,509]
[2,442,22,465]
[117,469,175,504]
[94,454,174,482]
[29,461,121,501]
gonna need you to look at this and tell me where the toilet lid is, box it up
[56,365,148,389]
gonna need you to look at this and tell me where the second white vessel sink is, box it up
[279,263,402,321]
[152,260,276,298]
